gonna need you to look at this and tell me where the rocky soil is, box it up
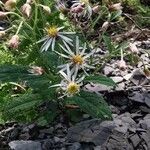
[0,87,150,150]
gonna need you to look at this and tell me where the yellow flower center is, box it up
[67,82,80,95]
[47,26,58,37]
[72,55,84,65]
[80,0,89,5]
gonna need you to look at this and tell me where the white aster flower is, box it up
[71,0,92,18]
[37,25,75,52]
[51,64,84,97]
[55,36,94,74]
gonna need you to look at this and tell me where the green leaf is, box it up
[0,65,53,92]
[103,35,115,53]
[36,111,58,126]
[41,51,60,71]
[85,75,116,86]
[66,91,112,119]
[110,10,122,21]
[4,93,42,113]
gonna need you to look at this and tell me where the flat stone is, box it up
[123,73,133,81]
[114,126,128,134]
[94,146,102,150]
[68,142,81,150]
[40,127,54,135]
[139,119,150,129]
[103,66,114,76]
[42,139,54,150]
[54,136,60,143]
[144,92,150,107]
[130,69,147,85]
[129,134,141,147]
[140,131,150,149]
[140,106,150,113]
[9,140,42,150]
[110,76,124,83]
[115,82,125,90]
[128,92,145,103]
[67,119,115,146]
[144,114,150,120]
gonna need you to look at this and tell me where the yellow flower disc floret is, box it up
[67,82,80,95]
[47,26,58,37]
[72,55,84,65]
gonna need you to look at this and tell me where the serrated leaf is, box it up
[85,75,115,86]
[0,65,54,92]
[66,91,112,119]
[4,93,42,113]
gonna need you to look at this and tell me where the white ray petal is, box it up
[66,64,71,81]
[45,38,52,51]
[63,38,74,46]
[51,37,56,51]
[54,51,70,58]
[76,75,85,84]
[41,38,50,52]
[76,36,79,54]
[59,32,75,35]
[59,71,70,81]
[62,41,74,56]
[81,43,87,55]
[50,84,61,88]
[59,43,73,56]
[37,36,48,44]
[84,64,95,69]
[57,26,64,31]
[83,52,94,59]
[72,65,79,82]
[58,34,73,42]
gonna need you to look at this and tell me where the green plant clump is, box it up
[0,0,135,125]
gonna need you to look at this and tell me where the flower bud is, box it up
[26,0,32,4]
[56,1,69,14]
[129,43,139,54]
[118,60,127,71]
[109,3,123,11]
[101,21,109,31]
[92,5,99,13]
[4,0,17,11]
[28,66,44,75]
[21,3,31,18]
[40,5,51,15]
[70,4,84,13]
[8,35,19,49]
[0,31,6,38]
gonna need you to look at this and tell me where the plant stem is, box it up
[15,21,23,35]
[120,48,124,60]
[6,12,33,30]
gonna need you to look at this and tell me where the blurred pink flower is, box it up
[118,60,127,71]
[21,3,31,18]
[28,66,45,75]
[8,35,19,49]
[129,43,139,54]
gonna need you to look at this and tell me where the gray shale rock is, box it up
[67,119,115,146]
[67,142,81,150]
[9,140,42,150]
